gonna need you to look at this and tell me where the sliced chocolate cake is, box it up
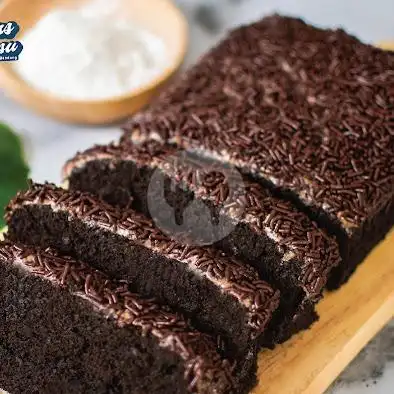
[5,183,280,359]
[0,242,243,394]
[63,140,341,344]
[121,15,394,288]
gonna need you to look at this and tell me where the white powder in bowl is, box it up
[14,0,169,101]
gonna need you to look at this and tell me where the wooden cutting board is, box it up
[254,231,394,394]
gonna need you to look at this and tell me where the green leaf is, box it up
[0,123,29,227]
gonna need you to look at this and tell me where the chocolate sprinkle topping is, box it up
[0,242,235,393]
[122,15,394,234]
[63,141,341,297]
[6,183,280,334]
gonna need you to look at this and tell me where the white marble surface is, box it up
[0,0,393,392]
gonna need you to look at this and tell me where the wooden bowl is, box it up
[0,0,188,125]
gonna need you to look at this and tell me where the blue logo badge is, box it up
[0,21,19,39]
[0,21,23,61]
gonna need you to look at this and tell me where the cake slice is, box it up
[5,182,280,358]
[63,141,340,344]
[121,15,394,288]
[0,242,243,394]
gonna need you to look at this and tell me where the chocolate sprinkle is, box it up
[122,15,394,234]
[63,141,341,297]
[0,241,235,393]
[6,183,280,335]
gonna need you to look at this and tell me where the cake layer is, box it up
[63,141,340,344]
[121,15,394,288]
[0,242,241,394]
[6,183,280,358]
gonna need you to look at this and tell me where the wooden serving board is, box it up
[254,231,394,394]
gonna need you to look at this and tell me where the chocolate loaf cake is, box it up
[63,141,341,344]
[0,242,242,394]
[5,183,280,358]
[121,15,394,288]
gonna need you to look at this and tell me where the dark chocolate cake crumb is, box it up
[63,141,340,299]
[6,182,280,357]
[0,242,237,393]
[63,140,341,346]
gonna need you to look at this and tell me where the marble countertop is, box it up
[0,0,392,392]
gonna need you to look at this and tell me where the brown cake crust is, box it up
[0,242,235,393]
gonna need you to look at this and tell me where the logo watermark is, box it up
[0,21,23,61]
[147,151,246,246]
